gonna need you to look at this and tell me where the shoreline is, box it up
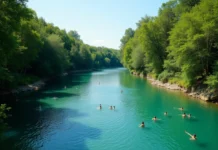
[131,71,218,103]
[0,69,94,96]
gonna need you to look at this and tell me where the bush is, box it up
[158,71,174,83]
[204,74,218,89]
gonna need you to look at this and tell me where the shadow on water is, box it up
[144,126,151,130]
[25,91,80,101]
[196,142,208,149]
[0,72,100,150]
[45,72,92,91]
[166,115,172,119]
[0,72,92,102]
[186,118,199,123]
[1,106,101,150]
[155,120,163,125]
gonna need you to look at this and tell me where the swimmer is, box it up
[164,112,168,115]
[109,106,113,110]
[185,131,197,140]
[139,122,145,127]
[179,107,184,111]
[187,114,191,118]
[99,104,102,109]
[152,116,160,121]
[182,112,186,117]
[113,106,115,110]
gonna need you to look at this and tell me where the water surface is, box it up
[1,68,218,150]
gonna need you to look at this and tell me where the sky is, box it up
[28,0,168,49]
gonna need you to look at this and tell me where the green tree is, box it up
[68,30,81,41]
[167,0,218,86]
[0,104,11,133]
[79,44,93,69]
[33,34,70,76]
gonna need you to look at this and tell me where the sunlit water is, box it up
[1,68,218,150]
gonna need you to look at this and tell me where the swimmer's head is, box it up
[194,134,196,138]
[142,122,144,124]
[154,116,156,118]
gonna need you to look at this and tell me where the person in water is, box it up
[185,131,197,140]
[182,112,186,117]
[139,122,145,127]
[164,112,168,115]
[179,107,184,111]
[99,104,102,109]
[113,106,115,109]
[152,116,159,121]
[187,114,191,118]
[109,106,113,110]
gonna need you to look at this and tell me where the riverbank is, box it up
[131,71,218,102]
[0,69,94,96]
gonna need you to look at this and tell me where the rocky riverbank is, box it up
[11,80,46,94]
[131,71,218,102]
[0,69,93,96]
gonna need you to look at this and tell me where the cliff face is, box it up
[131,71,218,102]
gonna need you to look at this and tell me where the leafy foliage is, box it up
[120,0,218,89]
[0,0,122,90]
[0,104,11,133]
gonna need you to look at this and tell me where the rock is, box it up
[199,94,209,101]
[136,73,218,103]
[139,72,144,78]
[210,93,218,101]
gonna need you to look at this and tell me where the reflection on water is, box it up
[1,68,218,150]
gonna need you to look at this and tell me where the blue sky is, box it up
[28,0,168,49]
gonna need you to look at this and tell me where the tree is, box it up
[68,30,81,40]
[167,0,218,86]
[0,0,122,90]
[0,0,32,88]
[131,45,144,70]
[120,28,135,48]
[33,34,70,76]
[79,44,93,69]
[0,104,11,133]
[104,58,111,67]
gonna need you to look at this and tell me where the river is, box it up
[1,68,218,150]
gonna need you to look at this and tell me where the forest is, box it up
[0,0,122,91]
[120,0,218,90]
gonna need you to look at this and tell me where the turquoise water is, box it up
[1,68,218,150]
